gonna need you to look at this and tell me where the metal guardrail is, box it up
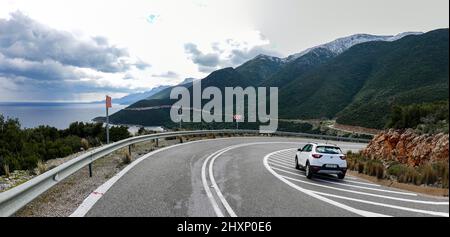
[0,129,370,216]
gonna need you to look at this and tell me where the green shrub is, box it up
[397,166,421,185]
[20,154,39,171]
[433,162,449,188]
[364,160,385,179]
[3,164,10,177]
[386,101,449,134]
[375,164,384,179]
[345,149,448,187]
[387,164,408,177]
[37,160,47,175]
[388,162,448,187]
[420,163,438,185]
[80,138,90,150]
[1,114,130,174]
[345,151,368,174]
[59,145,73,157]
[357,162,365,173]
[121,150,132,165]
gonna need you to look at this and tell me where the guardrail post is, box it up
[128,145,132,156]
[179,136,183,143]
[156,138,159,147]
[88,163,93,177]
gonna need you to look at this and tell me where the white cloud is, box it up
[184,31,282,73]
[0,0,282,101]
[0,0,447,101]
[0,12,154,101]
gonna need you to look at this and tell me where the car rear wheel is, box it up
[337,173,345,179]
[295,156,300,170]
[305,162,313,179]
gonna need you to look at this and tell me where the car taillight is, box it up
[311,154,322,159]
[340,155,346,160]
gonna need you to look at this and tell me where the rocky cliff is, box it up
[362,129,449,166]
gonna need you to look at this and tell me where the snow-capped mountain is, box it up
[116,85,170,104]
[252,54,285,63]
[284,31,423,62]
[177,77,197,85]
[385,31,423,41]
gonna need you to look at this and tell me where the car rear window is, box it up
[315,146,342,154]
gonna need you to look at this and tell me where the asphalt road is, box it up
[78,137,449,217]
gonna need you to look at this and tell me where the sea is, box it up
[0,102,127,129]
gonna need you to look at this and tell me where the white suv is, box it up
[294,143,347,179]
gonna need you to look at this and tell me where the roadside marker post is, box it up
[234,114,243,129]
[178,106,183,130]
[88,163,93,177]
[106,95,112,144]
[91,95,112,178]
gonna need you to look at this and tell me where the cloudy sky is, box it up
[0,0,448,102]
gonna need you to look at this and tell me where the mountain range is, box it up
[108,85,170,105]
[99,78,200,105]
[108,29,449,129]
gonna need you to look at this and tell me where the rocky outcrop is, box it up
[362,129,449,166]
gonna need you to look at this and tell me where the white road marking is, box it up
[272,150,294,155]
[346,176,358,180]
[201,148,226,217]
[268,158,294,166]
[314,173,382,187]
[264,150,389,217]
[207,146,239,217]
[268,157,295,165]
[274,149,381,187]
[313,191,449,217]
[334,178,381,187]
[71,137,257,217]
[271,166,308,176]
[71,139,218,217]
[203,142,300,217]
[271,152,294,158]
[268,161,299,172]
[281,175,448,205]
[316,177,417,196]
[270,156,295,163]
[272,154,296,161]
[265,148,449,217]
[269,164,416,196]
[71,138,303,217]
[70,137,377,217]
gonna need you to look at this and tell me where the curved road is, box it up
[73,137,449,217]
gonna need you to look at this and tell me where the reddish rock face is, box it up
[362,129,449,166]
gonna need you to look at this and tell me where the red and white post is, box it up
[106,95,112,144]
